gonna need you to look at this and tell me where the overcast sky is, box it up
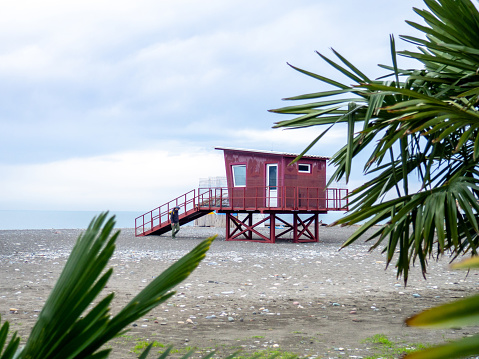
[0,0,427,211]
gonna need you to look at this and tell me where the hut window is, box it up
[298,164,311,173]
[232,165,246,187]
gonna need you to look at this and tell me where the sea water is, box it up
[0,210,144,230]
[0,210,349,230]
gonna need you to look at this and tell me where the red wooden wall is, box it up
[216,148,328,208]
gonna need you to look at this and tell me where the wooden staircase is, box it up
[135,190,213,236]
[141,208,210,236]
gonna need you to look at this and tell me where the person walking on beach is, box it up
[170,206,180,238]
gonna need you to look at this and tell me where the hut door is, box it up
[266,164,278,207]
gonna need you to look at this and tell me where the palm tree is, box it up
[270,0,479,357]
[270,0,479,283]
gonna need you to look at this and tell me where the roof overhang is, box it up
[215,147,330,160]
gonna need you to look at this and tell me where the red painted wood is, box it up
[219,148,328,207]
[225,213,272,242]
[270,214,276,243]
[222,211,323,243]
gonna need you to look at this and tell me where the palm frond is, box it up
[15,212,215,359]
[270,0,479,284]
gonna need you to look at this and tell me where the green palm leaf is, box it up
[15,212,215,359]
[405,334,479,359]
[0,318,19,359]
[406,294,479,328]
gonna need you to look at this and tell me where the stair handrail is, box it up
[135,189,197,236]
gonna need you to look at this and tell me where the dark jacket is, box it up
[171,207,180,223]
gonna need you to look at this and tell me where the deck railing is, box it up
[135,186,348,236]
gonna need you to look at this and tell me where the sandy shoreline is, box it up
[1,226,478,358]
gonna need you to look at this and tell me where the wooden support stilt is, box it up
[247,213,253,240]
[225,212,232,241]
[224,211,320,243]
[270,213,276,244]
[293,213,299,243]
[225,212,273,243]
[293,213,319,243]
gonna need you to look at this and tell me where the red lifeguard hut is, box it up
[135,147,348,243]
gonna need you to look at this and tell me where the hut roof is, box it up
[215,147,329,160]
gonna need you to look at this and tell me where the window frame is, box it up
[231,164,247,187]
[298,163,311,174]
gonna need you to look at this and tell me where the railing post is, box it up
[258,186,261,209]
[333,188,335,210]
[277,186,284,209]
[294,187,297,210]
[328,188,331,209]
[306,187,309,210]
[334,188,336,209]
[220,187,223,210]
[329,188,332,209]
[332,191,338,211]
[333,188,336,209]
[243,187,245,209]
[325,188,328,210]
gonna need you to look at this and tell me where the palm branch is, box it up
[271,0,479,357]
[270,0,479,283]
[0,212,215,358]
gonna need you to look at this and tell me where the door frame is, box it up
[266,163,278,207]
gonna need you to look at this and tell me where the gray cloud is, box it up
[0,0,426,208]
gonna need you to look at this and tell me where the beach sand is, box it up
[1,226,478,358]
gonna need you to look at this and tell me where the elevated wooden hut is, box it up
[135,147,348,243]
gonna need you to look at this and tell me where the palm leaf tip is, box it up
[451,256,479,269]
[406,294,479,329]
[109,235,216,328]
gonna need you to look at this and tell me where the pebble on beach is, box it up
[0,226,475,359]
